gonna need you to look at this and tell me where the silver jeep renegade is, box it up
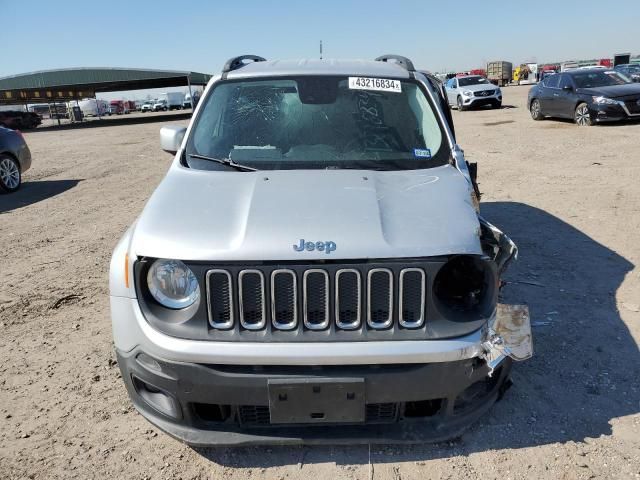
[109,54,532,446]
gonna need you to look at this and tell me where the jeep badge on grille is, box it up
[293,239,337,254]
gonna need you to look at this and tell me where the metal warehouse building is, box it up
[0,67,212,106]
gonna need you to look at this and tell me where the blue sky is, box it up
[2,0,638,79]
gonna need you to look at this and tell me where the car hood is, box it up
[461,83,497,92]
[577,83,640,98]
[130,164,482,261]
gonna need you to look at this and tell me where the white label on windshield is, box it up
[348,77,402,93]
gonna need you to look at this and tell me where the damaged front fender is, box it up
[483,304,533,375]
[479,216,518,276]
[478,217,532,374]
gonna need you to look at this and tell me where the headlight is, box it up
[147,259,200,309]
[463,90,474,97]
[495,89,502,96]
[592,96,618,105]
[433,255,496,322]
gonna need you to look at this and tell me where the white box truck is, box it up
[160,92,185,111]
[77,99,109,117]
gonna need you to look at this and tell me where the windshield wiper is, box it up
[188,153,257,172]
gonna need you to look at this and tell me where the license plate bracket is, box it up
[268,378,365,424]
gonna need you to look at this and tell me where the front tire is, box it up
[530,99,544,120]
[574,103,592,126]
[0,154,21,193]
[457,96,466,111]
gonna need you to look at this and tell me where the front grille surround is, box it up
[142,258,495,342]
[303,269,330,330]
[335,269,362,330]
[238,270,266,330]
[399,268,426,328]
[367,268,394,329]
[270,269,298,330]
[206,269,234,329]
[624,99,640,114]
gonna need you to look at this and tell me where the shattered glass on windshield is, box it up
[188,77,448,170]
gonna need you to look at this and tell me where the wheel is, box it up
[457,96,466,111]
[530,99,544,120]
[574,103,592,126]
[0,154,21,193]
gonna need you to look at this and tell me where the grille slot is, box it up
[271,269,297,330]
[238,405,270,425]
[335,269,361,329]
[238,270,266,330]
[399,268,426,328]
[303,269,330,330]
[367,268,393,329]
[366,403,399,423]
[206,270,234,329]
[624,99,640,114]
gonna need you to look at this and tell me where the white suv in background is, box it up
[445,75,502,110]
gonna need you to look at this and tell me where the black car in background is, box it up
[0,110,42,130]
[527,68,640,126]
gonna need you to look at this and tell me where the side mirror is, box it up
[562,85,573,92]
[160,125,187,154]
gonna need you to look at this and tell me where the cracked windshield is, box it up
[189,77,446,170]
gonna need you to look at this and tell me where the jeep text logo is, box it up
[293,239,337,254]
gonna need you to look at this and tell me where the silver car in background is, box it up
[0,126,32,193]
[445,75,502,110]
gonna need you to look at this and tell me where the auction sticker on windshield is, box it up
[349,77,402,93]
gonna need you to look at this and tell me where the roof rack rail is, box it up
[375,55,415,72]
[222,55,267,73]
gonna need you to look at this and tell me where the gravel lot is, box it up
[1,86,639,480]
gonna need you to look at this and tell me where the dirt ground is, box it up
[1,86,639,480]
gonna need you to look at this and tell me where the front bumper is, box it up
[111,295,530,445]
[462,94,502,108]
[590,102,640,123]
[117,348,512,446]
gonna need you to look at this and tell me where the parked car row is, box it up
[441,67,640,126]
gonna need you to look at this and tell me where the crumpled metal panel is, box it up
[482,304,533,374]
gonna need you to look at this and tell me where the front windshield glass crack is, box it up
[187,76,449,171]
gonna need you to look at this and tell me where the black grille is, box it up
[368,269,393,328]
[239,271,265,329]
[238,405,270,425]
[205,264,433,335]
[336,269,361,329]
[238,403,399,426]
[271,270,297,329]
[366,403,399,423]
[400,269,425,328]
[475,89,495,97]
[624,99,640,114]
[207,270,233,328]
[304,270,329,329]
